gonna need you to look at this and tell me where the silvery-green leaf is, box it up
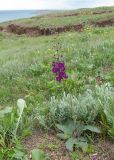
[57,133,70,140]
[17,98,26,109]
[0,107,12,118]
[31,149,47,160]
[66,138,88,152]
[14,99,27,137]
[17,99,26,115]
[56,120,76,135]
[83,125,101,133]
[66,138,77,151]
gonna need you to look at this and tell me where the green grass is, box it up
[0,26,114,105]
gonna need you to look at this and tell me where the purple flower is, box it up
[60,71,68,79]
[58,62,65,68]
[52,59,68,82]
[59,71,64,77]
[93,156,97,160]
[63,73,68,79]
[56,76,62,82]
[52,67,59,73]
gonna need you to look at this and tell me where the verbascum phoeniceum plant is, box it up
[52,54,68,82]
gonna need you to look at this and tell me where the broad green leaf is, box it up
[83,125,101,133]
[74,141,88,152]
[14,149,24,159]
[57,133,70,140]
[0,107,12,118]
[65,138,77,151]
[78,137,87,142]
[31,149,47,160]
[56,120,76,135]
[66,138,88,152]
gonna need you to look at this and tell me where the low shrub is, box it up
[34,83,114,140]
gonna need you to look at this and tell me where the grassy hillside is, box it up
[1,7,114,28]
[0,7,114,160]
[0,27,114,105]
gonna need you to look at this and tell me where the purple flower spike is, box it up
[59,71,68,79]
[58,62,65,68]
[59,71,65,77]
[56,76,62,82]
[93,156,97,160]
[63,73,68,79]
[52,67,59,73]
[52,57,68,82]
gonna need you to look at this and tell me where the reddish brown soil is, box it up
[93,18,114,27]
[96,76,104,85]
[93,10,113,15]
[56,13,79,17]
[3,23,84,36]
[0,26,3,31]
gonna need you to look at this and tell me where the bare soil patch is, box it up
[93,10,113,15]
[23,130,114,160]
[0,26,3,31]
[93,18,114,27]
[56,13,79,17]
[23,130,70,160]
[94,139,114,160]
[3,23,84,36]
